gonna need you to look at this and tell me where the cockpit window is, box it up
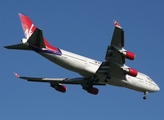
[147,77,153,82]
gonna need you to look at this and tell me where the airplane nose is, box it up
[154,84,160,92]
[156,86,160,91]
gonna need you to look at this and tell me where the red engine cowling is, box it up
[123,51,135,60]
[125,68,138,77]
[87,87,99,95]
[51,84,67,93]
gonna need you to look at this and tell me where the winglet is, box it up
[113,20,122,29]
[14,72,20,78]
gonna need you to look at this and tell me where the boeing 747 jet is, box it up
[4,13,160,99]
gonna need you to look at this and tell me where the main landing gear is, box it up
[86,75,99,86]
[104,74,111,82]
[143,91,148,100]
[91,75,99,82]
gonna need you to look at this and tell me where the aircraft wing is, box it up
[96,21,126,78]
[106,20,125,64]
[14,73,106,86]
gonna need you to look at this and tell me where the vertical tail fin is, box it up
[19,13,36,39]
[19,13,52,48]
[5,13,60,53]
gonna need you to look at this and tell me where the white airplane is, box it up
[5,13,160,99]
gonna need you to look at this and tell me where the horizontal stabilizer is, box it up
[4,28,45,50]
[4,43,30,50]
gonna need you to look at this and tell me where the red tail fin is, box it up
[19,13,58,51]
[19,13,36,39]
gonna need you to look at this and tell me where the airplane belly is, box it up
[98,75,126,87]
[38,52,87,73]
[122,75,155,92]
[98,74,151,92]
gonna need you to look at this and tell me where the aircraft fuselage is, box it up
[37,48,160,93]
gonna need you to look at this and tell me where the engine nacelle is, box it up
[122,51,135,60]
[51,84,67,93]
[87,87,99,95]
[124,68,138,77]
[21,38,29,45]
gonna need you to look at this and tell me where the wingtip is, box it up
[14,72,20,78]
[113,20,122,29]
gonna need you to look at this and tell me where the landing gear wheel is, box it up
[104,75,111,82]
[91,75,99,82]
[107,75,111,79]
[143,96,147,100]
[143,91,148,100]
[104,79,108,82]
[95,78,99,82]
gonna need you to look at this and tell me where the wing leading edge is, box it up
[14,73,106,86]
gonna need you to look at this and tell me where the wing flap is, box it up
[96,61,125,78]
[19,76,67,82]
[105,46,125,64]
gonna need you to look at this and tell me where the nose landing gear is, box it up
[143,91,148,100]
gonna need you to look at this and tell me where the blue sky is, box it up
[1,0,164,119]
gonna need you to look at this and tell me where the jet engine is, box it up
[124,68,138,77]
[50,84,67,93]
[122,51,135,60]
[87,87,99,95]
